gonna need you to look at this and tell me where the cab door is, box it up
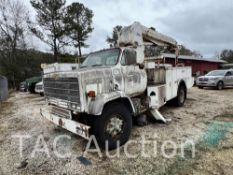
[224,71,233,86]
[230,71,233,86]
[120,49,147,96]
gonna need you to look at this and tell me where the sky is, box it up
[25,0,233,58]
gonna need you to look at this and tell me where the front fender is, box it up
[88,91,135,115]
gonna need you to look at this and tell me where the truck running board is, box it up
[150,109,167,123]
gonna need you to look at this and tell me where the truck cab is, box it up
[80,47,147,97]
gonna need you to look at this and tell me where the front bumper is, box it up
[20,86,26,91]
[35,89,44,93]
[196,81,217,87]
[40,107,90,139]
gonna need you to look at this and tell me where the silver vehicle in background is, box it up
[196,69,233,90]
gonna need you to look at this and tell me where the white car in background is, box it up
[35,81,44,96]
[196,69,233,90]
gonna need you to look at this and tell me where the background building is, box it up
[220,63,233,69]
[161,53,226,76]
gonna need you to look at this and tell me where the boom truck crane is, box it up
[41,22,194,149]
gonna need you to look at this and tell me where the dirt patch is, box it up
[0,87,233,174]
[0,101,13,113]
[163,147,233,175]
[214,114,233,122]
[162,113,233,175]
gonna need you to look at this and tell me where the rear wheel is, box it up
[174,85,186,107]
[198,86,204,89]
[216,81,224,90]
[93,103,132,150]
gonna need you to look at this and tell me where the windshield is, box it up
[206,70,226,76]
[81,49,120,68]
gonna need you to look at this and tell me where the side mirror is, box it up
[138,63,144,69]
[124,50,137,65]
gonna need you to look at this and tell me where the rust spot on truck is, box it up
[58,118,64,126]
[76,125,89,138]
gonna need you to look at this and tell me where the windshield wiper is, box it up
[92,64,103,67]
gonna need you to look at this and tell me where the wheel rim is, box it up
[106,114,124,138]
[218,82,223,90]
[179,89,185,104]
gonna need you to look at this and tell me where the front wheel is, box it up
[93,103,132,150]
[216,81,224,90]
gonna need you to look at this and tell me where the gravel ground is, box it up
[0,87,233,175]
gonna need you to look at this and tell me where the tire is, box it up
[29,83,36,93]
[39,92,44,96]
[198,86,204,89]
[216,81,224,90]
[93,103,132,150]
[136,114,147,127]
[174,84,186,107]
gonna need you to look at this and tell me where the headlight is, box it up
[87,90,96,97]
[71,103,78,109]
[210,78,218,80]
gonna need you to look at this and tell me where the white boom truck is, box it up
[41,22,193,149]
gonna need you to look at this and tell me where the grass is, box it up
[161,114,233,175]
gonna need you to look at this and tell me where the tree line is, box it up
[107,26,233,62]
[30,0,93,61]
[0,0,93,88]
[1,1,233,89]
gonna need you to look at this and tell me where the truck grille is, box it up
[199,78,208,81]
[43,77,80,104]
[51,106,71,119]
[36,85,43,90]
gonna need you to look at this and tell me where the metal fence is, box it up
[0,75,8,102]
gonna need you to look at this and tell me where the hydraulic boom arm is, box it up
[117,22,178,63]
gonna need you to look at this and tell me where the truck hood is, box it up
[78,66,113,77]
[198,75,222,79]
[78,67,116,93]
[44,66,113,77]
[43,63,79,74]
[44,66,117,93]
[26,76,42,85]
